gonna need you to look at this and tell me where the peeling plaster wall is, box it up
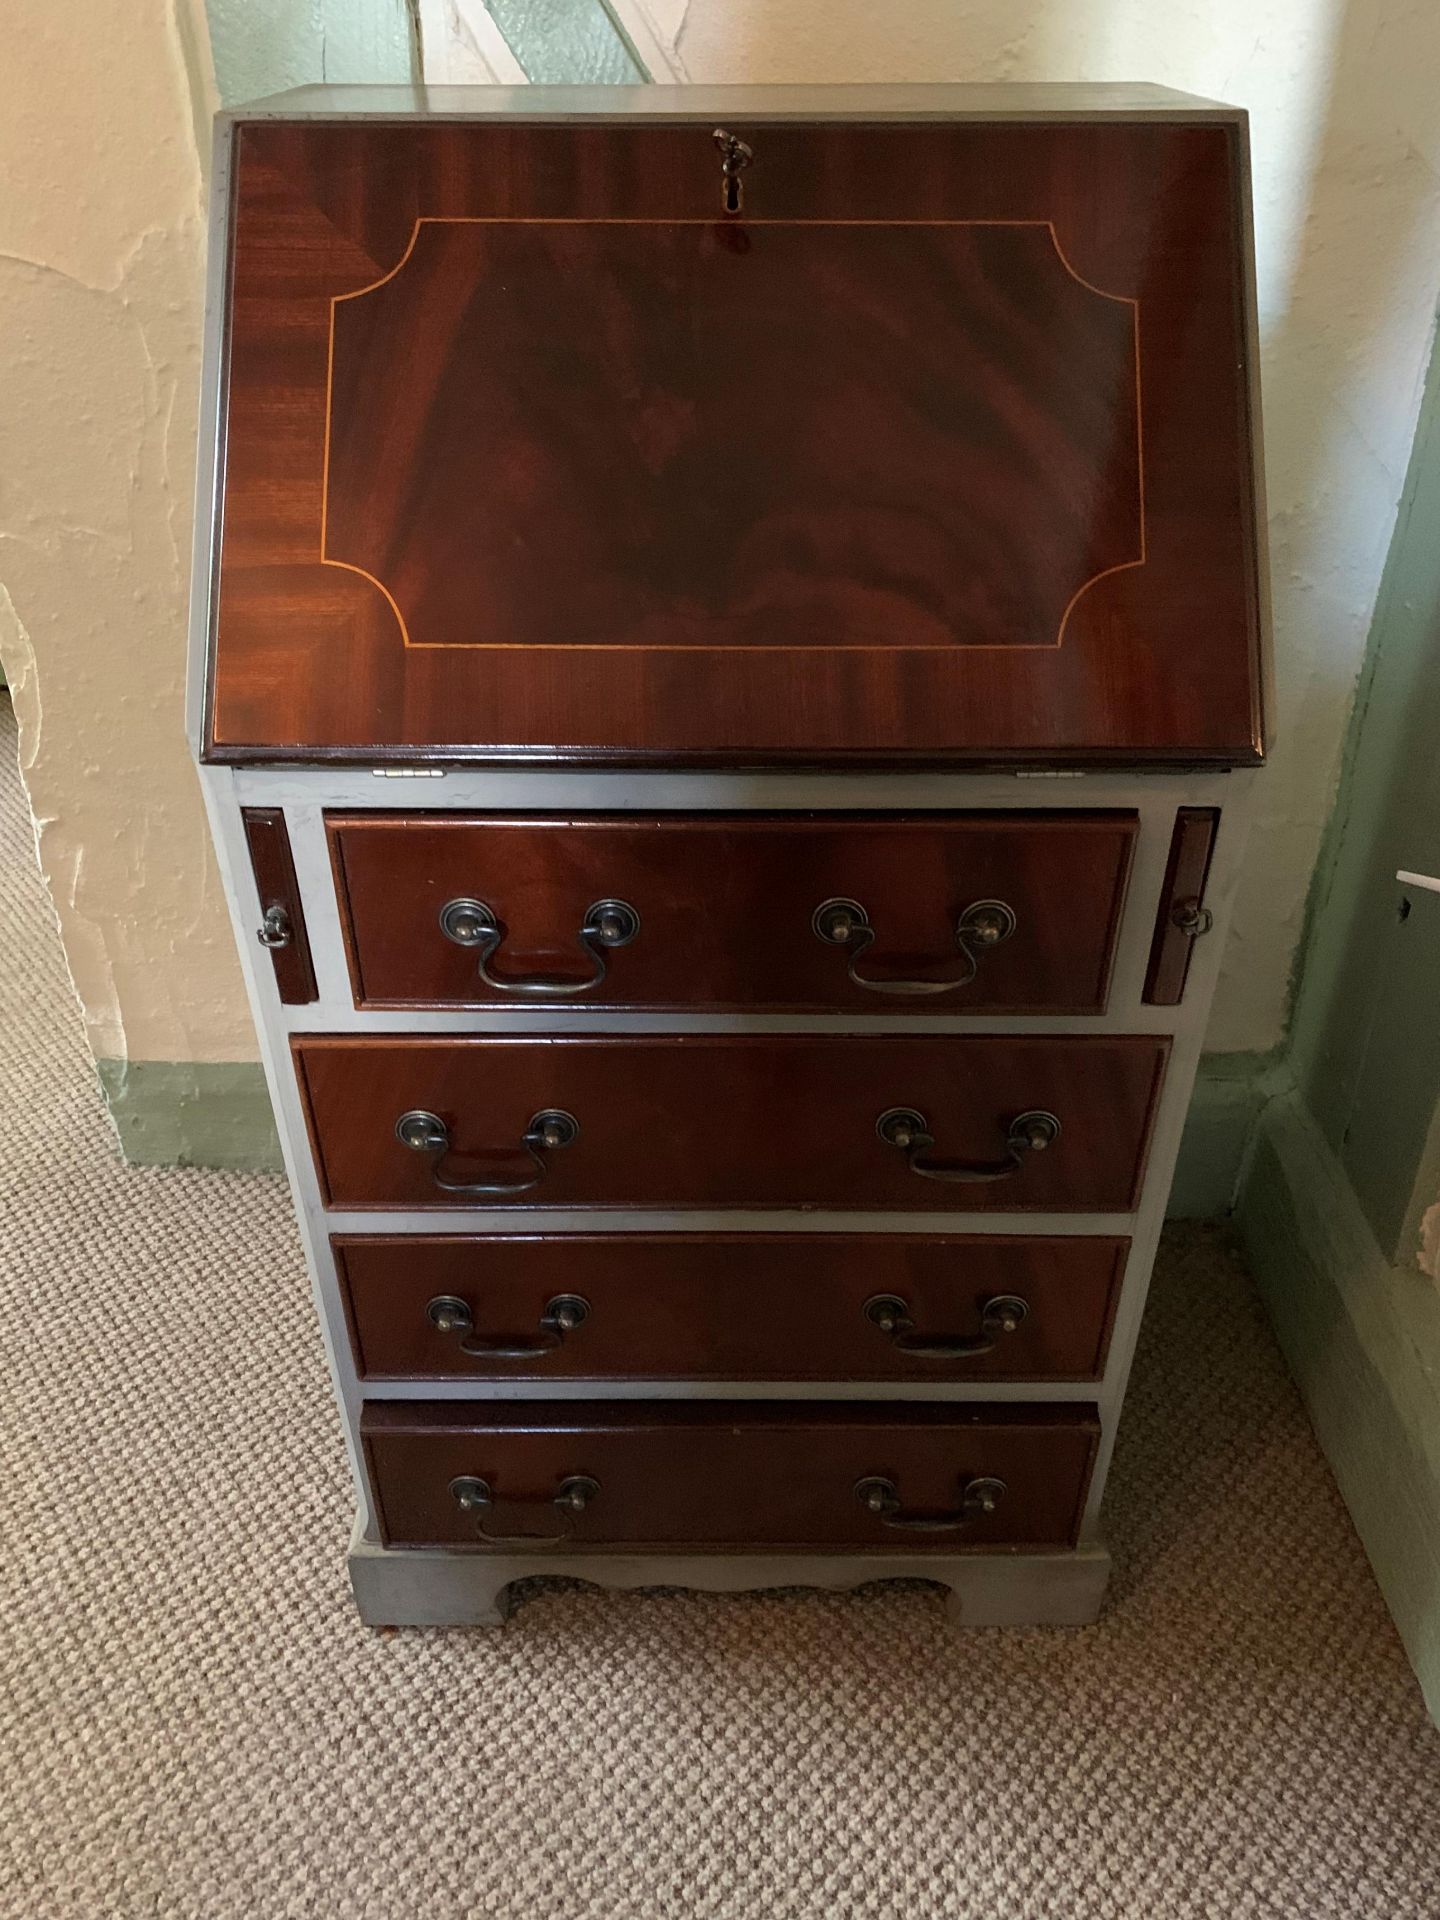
[0,0,262,1071]
[0,2,417,1107]
[608,0,1440,1057]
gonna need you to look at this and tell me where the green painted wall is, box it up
[203,0,648,101]
[97,1060,285,1172]
[485,0,643,82]
[205,0,416,104]
[1238,309,1440,1721]
[1286,316,1440,1259]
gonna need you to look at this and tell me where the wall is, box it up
[0,1,254,1128]
[0,2,414,1167]
[1235,315,1440,1721]
[1287,322,1440,1262]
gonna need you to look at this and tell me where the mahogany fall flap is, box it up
[205,114,1265,766]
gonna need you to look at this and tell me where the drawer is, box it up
[336,1233,1127,1383]
[295,1034,1167,1212]
[362,1401,1101,1552]
[327,812,1136,1014]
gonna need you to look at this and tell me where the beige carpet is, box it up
[2,693,1438,1920]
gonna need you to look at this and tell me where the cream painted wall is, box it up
[0,0,262,1069]
[589,0,1440,1052]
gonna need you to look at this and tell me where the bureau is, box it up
[188,82,1267,1629]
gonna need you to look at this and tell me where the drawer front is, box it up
[337,1233,1126,1383]
[329,812,1135,1014]
[295,1034,1167,1212]
[362,1401,1100,1552]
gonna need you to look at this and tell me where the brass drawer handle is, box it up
[813,897,1015,997]
[426,1292,589,1359]
[395,1108,578,1196]
[449,1473,599,1546]
[855,1473,1007,1533]
[439,896,639,996]
[877,1106,1059,1184]
[865,1292,1029,1360]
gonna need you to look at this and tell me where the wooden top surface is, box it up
[228,82,1245,124]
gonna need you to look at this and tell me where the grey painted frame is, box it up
[187,84,1265,1629]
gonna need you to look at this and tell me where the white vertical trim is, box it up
[418,0,529,85]
[419,0,690,86]
[603,1,690,81]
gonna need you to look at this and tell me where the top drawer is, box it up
[204,108,1265,767]
[329,812,1135,1014]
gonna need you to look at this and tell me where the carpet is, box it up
[2,694,1437,1919]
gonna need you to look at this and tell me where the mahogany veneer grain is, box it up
[336,1232,1127,1382]
[362,1399,1101,1551]
[207,116,1264,767]
[294,1032,1168,1212]
[328,811,1136,1013]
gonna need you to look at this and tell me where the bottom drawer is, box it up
[362,1402,1099,1553]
